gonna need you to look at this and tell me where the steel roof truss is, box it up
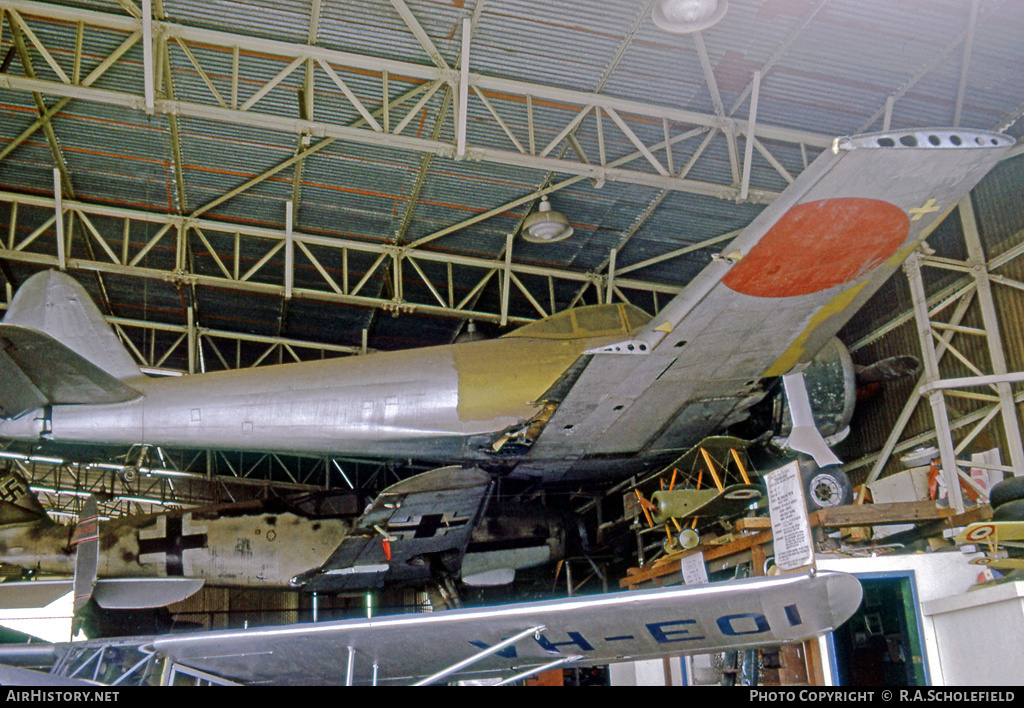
[0,0,827,205]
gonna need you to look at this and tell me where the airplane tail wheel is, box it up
[800,461,853,512]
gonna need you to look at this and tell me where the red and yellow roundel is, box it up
[722,198,910,298]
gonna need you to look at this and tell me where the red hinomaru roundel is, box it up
[721,197,910,299]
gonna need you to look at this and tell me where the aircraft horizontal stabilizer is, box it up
[0,664,102,687]
[0,472,52,527]
[0,270,143,419]
[0,325,141,419]
[0,578,203,611]
[0,579,75,610]
[91,577,205,609]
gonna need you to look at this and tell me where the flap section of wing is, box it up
[0,325,141,418]
[526,129,1014,470]
[299,466,492,592]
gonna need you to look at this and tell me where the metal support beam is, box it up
[606,248,616,303]
[953,0,979,128]
[186,304,195,375]
[53,167,64,270]
[141,0,153,112]
[389,0,449,71]
[0,0,829,204]
[413,625,545,686]
[457,18,470,158]
[921,371,1024,393]
[856,209,1024,490]
[960,196,1024,475]
[905,249,965,512]
[285,200,294,300]
[501,232,513,327]
[740,70,760,202]
[0,190,685,329]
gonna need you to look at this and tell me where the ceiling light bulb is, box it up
[522,197,574,243]
[652,0,727,33]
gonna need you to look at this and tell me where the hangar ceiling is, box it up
[1,0,1024,506]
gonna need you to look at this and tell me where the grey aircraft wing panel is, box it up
[300,466,492,592]
[142,570,861,685]
[524,129,1014,471]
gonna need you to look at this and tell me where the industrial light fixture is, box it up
[521,196,574,243]
[652,0,728,34]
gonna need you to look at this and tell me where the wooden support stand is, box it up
[622,502,990,589]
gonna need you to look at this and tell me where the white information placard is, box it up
[765,460,814,570]
[680,551,708,586]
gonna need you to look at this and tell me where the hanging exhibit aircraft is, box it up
[0,128,1013,609]
[0,465,567,617]
[0,568,864,685]
[0,126,1011,681]
[0,128,1013,493]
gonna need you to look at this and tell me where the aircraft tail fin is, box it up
[0,470,53,527]
[0,271,142,419]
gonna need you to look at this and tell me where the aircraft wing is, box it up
[298,466,492,592]
[0,569,861,685]
[520,129,1014,477]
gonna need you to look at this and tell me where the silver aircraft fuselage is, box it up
[3,311,639,467]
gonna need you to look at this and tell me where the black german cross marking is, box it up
[388,513,469,539]
[138,515,208,576]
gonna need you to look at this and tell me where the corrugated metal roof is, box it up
[0,0,1022,364]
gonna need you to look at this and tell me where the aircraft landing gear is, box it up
[798,457,853,511]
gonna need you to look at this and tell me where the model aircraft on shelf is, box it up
[954,477,1024,571]
[625,436,769,554]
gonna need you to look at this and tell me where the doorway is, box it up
[829,573,928,685]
